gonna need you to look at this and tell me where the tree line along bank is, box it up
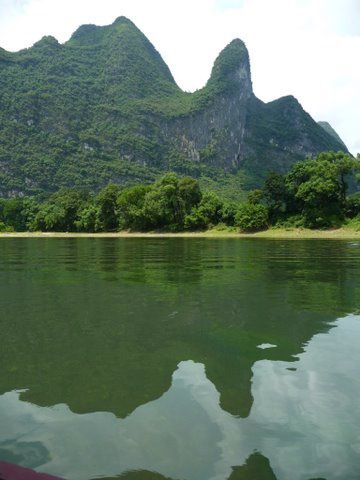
[1,152,359,233]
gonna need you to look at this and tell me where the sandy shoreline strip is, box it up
[1,228,360,239]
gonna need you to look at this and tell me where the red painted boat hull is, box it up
[0,461,63,480]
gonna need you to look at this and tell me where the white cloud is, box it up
[0,0,359,154]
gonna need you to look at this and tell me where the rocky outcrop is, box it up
[165,39,253,168]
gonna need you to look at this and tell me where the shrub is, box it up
[0,221,13,232]
[345,216,360,232]
[235,203,268,232]
[184,192,223,230]
[274,214,305,229]
[220,201,237,226]
[345,193,360,219]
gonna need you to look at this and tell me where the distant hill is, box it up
[0,17,348,197]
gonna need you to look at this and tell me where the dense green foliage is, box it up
[260,151,360,228]
[0,172,239,232]
[235,203,268,232]
[1,152,358,233]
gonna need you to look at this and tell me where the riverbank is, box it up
[1,227,360,239]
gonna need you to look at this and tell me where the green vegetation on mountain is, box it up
[0,17,348,197]
[318,121,348,150]
[1,152,359,233]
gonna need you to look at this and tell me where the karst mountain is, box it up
[0,16,347,196]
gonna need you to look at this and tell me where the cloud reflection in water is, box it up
[1,315,360,480]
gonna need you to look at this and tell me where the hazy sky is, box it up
[0,0,359,154]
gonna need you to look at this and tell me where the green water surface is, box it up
[0,238,359,480]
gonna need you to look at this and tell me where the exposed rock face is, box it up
[167,39,253,168]
[0,17,348,195]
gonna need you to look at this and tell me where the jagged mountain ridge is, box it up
[0,16,347,196]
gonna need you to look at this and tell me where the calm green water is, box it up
[0,238,360,480]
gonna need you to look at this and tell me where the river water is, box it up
[0,238,359,480]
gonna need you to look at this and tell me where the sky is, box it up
[0,0,359,154]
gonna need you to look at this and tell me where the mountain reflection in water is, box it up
[1,314,359,480]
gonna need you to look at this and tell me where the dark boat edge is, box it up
[0,461,64,480]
